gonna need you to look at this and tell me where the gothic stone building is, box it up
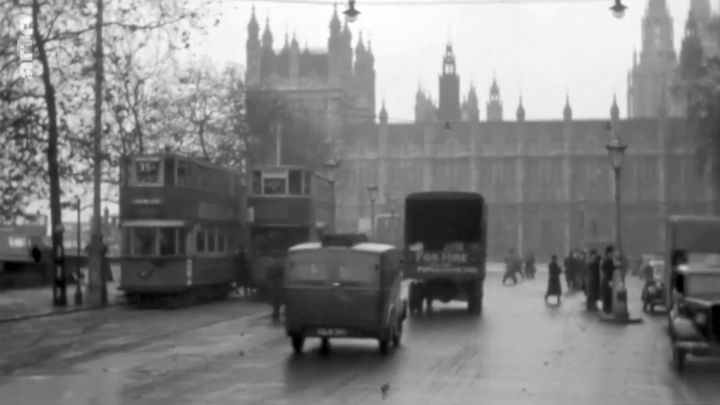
[242,1,719,260]
[244,5,376,143]
[330,0,719,260]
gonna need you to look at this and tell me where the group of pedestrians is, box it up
[502,249,536,285]
[504,245,626,313]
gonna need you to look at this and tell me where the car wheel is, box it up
[672,346,686,373]
[392,320,402,348]
[320,337,330,355]
[379,337,390,355]
[291,334,305,355]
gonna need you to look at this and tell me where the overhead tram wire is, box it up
[218,0,608,5]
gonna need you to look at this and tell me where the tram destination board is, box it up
[123,200,197,220]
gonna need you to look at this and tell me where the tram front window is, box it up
[133,228,156,256]
[263,177,287,195]
[128,227,185,256]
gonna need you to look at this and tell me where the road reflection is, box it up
[0,370,125,405]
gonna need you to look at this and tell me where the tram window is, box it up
[177,228,186,254]
[164,158,175,187]
[207,228,217,252]
[196,228,206,253]
[252,171,262,194]
[132,228,156,256]
[218,231,226,252]
[289,170,303,195]
[159,228,176,255]
[263,177,286,195]
[304,171,312,195]
[134,159,162,186]
[177,161,189,187]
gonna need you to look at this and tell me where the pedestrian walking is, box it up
[545,254,563,304]
[601,245,615,314]
[267,253,285,321]
[503,249,521,285]
[524,253,536,279]
[585,249,601,311]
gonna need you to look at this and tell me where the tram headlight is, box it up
[694,312,707,325]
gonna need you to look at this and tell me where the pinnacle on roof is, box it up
[516,96,526,121]
[563,94,573,119]
[248,6,259,33]
[490,78,499,96]
[330,3,341,31]
[611,93,620,120]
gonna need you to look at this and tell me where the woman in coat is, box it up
[545,254,563,304]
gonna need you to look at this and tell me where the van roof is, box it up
[288,242,396,254]
[668,215,720,225]
[406,191,485,202]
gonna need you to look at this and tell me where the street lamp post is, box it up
[51,224,67,307]
[606,123,628,256]
[324,158,342,232]
[75,196,83,305]
[368,184,378,238]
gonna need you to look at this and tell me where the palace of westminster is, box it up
[245,0,719,258]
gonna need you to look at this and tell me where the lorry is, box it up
[403,192,487,315]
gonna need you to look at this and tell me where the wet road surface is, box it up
[1,271,720,405]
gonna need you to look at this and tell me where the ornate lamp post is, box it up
[610,0,628,19]
[75,196,83,305]
[343,0,360,23]
[324,157,342,232]
[606,123,628,257]
[367,184,378,238]
[52,224,67,307]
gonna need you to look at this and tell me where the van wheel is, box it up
[392,320,402,348]
[379,338,390,355]
[672,347,686,373]
[291,334,305,355]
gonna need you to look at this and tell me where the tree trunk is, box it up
[198,120,209,160]
[87,0,108,306]
[32,0,65,303]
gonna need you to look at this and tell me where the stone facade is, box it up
[335,110,718,260]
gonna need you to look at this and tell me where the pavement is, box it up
[1,269,720,404]
[0,266,124,323]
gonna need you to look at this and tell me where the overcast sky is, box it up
[200,0,703,122]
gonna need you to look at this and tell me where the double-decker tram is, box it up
[247,165,333,296]
[119,152,245,307]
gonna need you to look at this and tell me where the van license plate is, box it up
[316,328,347,336]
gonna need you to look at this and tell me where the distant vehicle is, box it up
[640,258,665,313]
[403,192,487,315]
[374,213,402,246]
[0,215,51,289]
[118,152,246,308]
[284,240,407,355]
[247,165,334,298]
[664,216,720,372]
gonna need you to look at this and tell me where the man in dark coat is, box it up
[585,249,601,311]
[545,255,563,304]
[503,249,521,285]
[601,245,616,314]
[267,253,285,320]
